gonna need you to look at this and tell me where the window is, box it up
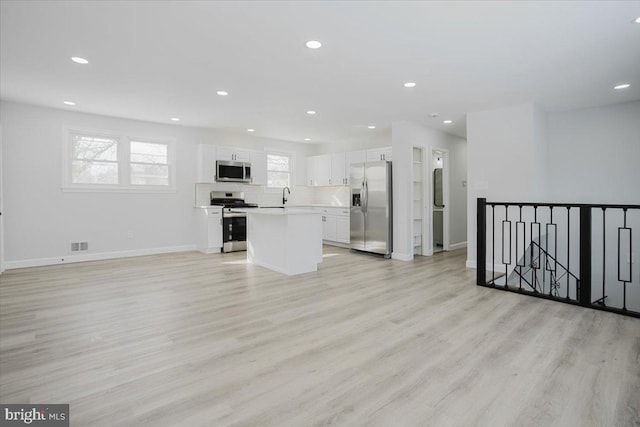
[130,141,169,186]
[267,153,291,188]
[63,128,175,191]
[71,134,119,184]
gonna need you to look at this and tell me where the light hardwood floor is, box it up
[1,247,638,426]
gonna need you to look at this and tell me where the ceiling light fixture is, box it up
[443,120,453,124]
[614,83,631,90]
[63,101,76,106]
[216,90,228,96]
[306,110,316,115]
[368,125,376,129]
[635,16,640,23]
[171,117,180,121]
[403,82,416,88]
[305,40,322,49]
[247,128,255,132]
[304,138,311,141]
[71,56,89,64]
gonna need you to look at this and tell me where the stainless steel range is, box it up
[210,191,258,253]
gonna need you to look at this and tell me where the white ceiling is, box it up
[1,1,639,143]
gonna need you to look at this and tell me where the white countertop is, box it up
[247,209,320,216]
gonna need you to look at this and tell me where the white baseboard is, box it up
[449,241,467,251]
[465,260,508,273]
[392,252,413,261]
[5,244,198,270]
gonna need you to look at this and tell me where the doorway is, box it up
[432,149,447,254]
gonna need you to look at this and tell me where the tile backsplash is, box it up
[194,183,349,207]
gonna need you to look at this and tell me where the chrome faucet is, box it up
[282,187,290,205]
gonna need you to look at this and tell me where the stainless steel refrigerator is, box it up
[350,161,392,257]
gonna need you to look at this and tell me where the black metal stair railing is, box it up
[476,198,640,318]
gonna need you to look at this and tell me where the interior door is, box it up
[364,161,390,255]
[350,162,365,250]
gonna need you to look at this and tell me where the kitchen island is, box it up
[246,209,323,275]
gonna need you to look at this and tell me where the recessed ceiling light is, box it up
[443,120,453,124]
[306,110,316,115]
[614,83,631,90]
[71,56,89,64]
[368,125,376,129]
[304,138,311,141]
[247,128,255,132]
[171,117,180,121]
[63,101,76,106]
[403,82,416,88]
[305,40,322,49]
[635,16,640,24]
[216,90,228,96]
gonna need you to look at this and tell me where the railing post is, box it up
[579,206,592,306]
[477,198,487,286]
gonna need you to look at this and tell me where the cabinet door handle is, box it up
[329,179,331,184]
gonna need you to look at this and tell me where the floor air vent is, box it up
[71,242,89,252]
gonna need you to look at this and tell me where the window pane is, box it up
[267,154,289,172]
[73,135,117,161]
[72,160,118,184]
[268,171,290,188]
[130,164,169,185]
[130,141,168,164]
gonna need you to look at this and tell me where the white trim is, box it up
[4,245,197,270]
[61,186,177,194]
[392,252,413,261]
[449,241,467,250]
[61,126,177,192]
[465,260,508,274]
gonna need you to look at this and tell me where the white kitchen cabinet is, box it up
[196,144,216,183]
[322,214,337,241]
[331,152,347,185]
[319,207,350,244]
[336,215,350,243]
[366,146,392,162]
[195,207,223,254]
[306,157,315,186]
[345,150,366,185]
[306,154,331,186]
[216,146,251,162]
[250,151,267,185]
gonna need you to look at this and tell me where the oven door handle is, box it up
[224,211,247,218]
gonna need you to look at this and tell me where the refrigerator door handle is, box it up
[364,179,369,214]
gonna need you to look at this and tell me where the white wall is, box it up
[466,100,640,270]
[546,101,640,204]
[310,127,392,155]
[392,121,468,260]
[1,101,314,268]
[466,103,547,267]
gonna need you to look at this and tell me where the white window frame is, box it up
[62,127,176,193]
[266,151,294,191]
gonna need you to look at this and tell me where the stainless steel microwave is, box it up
[216,160,252,183]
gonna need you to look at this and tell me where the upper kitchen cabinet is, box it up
[216,146,251,162]
[366,146,392,162]
[345,150,366,185]
[250,151,267,185]
[331,152,347,185]
[306,154,331,186]
[196,144,216,183]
